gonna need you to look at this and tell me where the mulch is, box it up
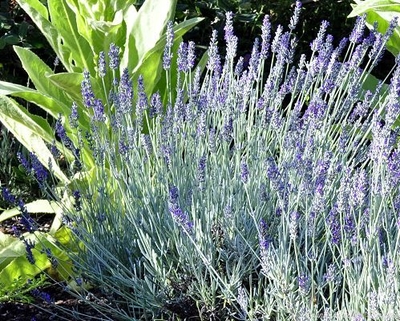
[0,287,117,321]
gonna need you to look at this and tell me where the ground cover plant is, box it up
[2,1,400,320]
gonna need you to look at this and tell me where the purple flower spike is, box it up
[224,12,238,60]
[168,185,179,207]
[298,274,310,295]
[260,15,271,59]
[93,99,106,122]
[18,199,37,233]
[150,92,162,117]
[240,161,249,184]
[81,70,95,109]
[288,1,302,31]
[69,102,79,128]
[177,42,188,72]
[55,117,74,151]
[108,43,120,70]
[31,288,53,304]
[207,30,221,73]
[349,14,366,44]
[311,20,329,52]
[23,239,36,264]
[98,51,106,77]
[197,155,207,184]
[2,187,17,205]
[30,153,48,185]
[170,206,193,233]
[163,21,174,70]
[187,41,196,70]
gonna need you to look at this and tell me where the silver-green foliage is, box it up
[44,4,400,321]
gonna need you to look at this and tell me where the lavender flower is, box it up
[81,70,95,109]
[234,56,244,76]
[93,99,106,122]
[187,41,196,70]
[240,161,249,184]
[18,199,37,233]
[222,117,233,142]
[108,43,120,70]
[140,134,153,156]
[350,169,368,208]
[23,238,36,264]
[224,12,238,61]
[271,25,283,54]
[163,21,174,70]
[349,14,366,44]
[31,288,53,303]
[248,38,261,80]
[177,41,188,72]
[149,92,162,118]
[311,20,329,52]
[324,263,339,284]
[98,51,106,77]
[42,247,58,269]
[69,102,79,128]
[368,291,380,320]
[207,30,221,73]
[260,15,271,59]
[168,185,179,207]
[237,286,248,317]
[288,1,302,31]
[388,149,400,188]
[2,187,16,205]
[169,206,193,233]
[197,155,207,184]
[118,68,133,114]
[327,205,341,245]
[17,152,48,187]
[298,274,310,295]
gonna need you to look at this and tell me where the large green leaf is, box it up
[13,46,69,101]
[0,96,69,183]
[121,0,177,71]
[0,231,74,286]
[349,0,400,16]
[0,200,60,222]
[0,81,71,119]
[348,0,400,56]
[47,72,106,110]
[47,0,94,73]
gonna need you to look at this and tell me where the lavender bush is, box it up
[11,2,400,320]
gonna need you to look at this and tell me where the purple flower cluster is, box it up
[168,185,193,233]
[17,152,48,187]
[163,21,174,70]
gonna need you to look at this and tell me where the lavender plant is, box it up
[13,2,400,320]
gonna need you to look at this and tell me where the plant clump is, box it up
[3,1,400,320]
